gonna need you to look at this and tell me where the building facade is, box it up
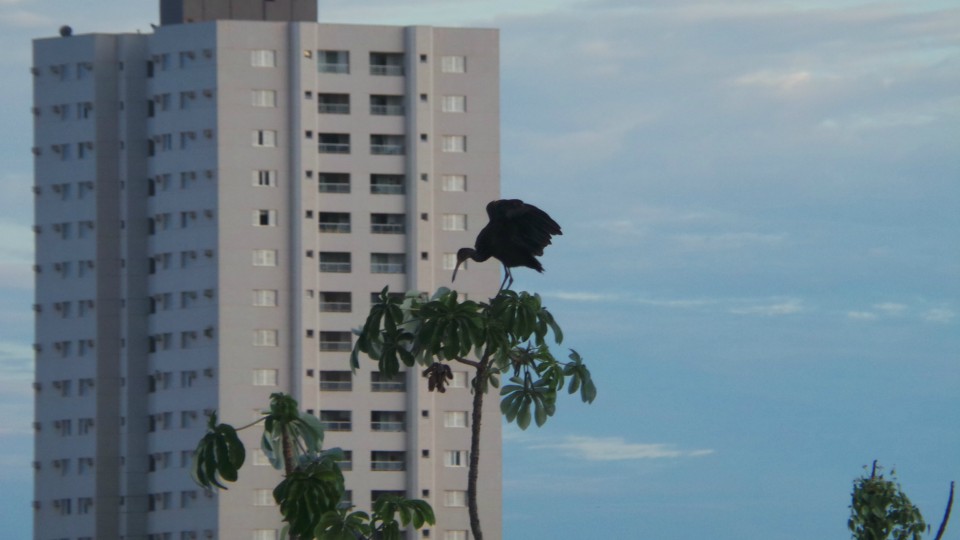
[32,3,501,538]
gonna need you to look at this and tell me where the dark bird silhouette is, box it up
[452,199,562,291]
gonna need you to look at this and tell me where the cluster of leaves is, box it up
[317,496,435,540]
[849,462,928,540]
[190,411,245,489]
[191,393,434,539]
[352,287,596,429]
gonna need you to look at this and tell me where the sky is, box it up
[1,0,958,538]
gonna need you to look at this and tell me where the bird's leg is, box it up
[497,267,509,293]
[503,266,514,291]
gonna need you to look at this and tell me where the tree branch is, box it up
[453,357,481,369]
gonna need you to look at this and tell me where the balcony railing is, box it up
[371,223,404,234]
[371,263,404,274]
[319,63,349,74]
[371,144,404,155]
[372,381,406,392]
[320,342,352,352]
[319,103,349,114]
[319,223,350,233]
[371,461,405,471]
[319,381,352,391]
[370,104,405,116]
[370,65,404,76]
[320,421,351,431]
[319,262,351,273]
[319,183,350,193]
[320,302,351,313]
[371,421,406,432]
[318,143,350,154]
[370,184,404,195]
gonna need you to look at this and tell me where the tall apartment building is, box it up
[32,1,501,538]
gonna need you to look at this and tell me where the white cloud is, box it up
[873,302,907,315]
[732,70,814,91]
[546,291,619,303]
[922,308,955,324]
[527,435,714,461]
[847,311,878,320]
[729,298,804,316]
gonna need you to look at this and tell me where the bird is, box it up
[452,199,562,291]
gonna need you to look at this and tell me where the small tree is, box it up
[352,288,597,540]
[191,392,434,540]
[849,461,954,540]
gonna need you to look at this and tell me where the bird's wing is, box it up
[498,200,562,256]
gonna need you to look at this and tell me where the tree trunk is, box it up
[281,429,301,540]
[467,360,487,540]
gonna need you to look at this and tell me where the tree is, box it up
[352,288,597,540]
[191,392,435,540]
[849,460,954,540]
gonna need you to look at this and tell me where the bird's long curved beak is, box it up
[451,260,463,282]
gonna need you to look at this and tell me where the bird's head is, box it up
[451,248,475,282]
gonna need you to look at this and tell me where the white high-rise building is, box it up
[32,1,501,538]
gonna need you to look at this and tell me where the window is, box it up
[450,371,467,388]
[253,369,279,386]
[444,411,468,428]
[253,289,278,306]
[371,213,405,234]
[441,95,466,113]
[318,172,350,193]
[442,214,467,231]
[371,451,406,471]
[445,531,468,540]
[317,93,349,114]
[253,209,278,227]
[371,253,405,274]
[319,371,352,391]
[371,411,405,432]
[253,530,278,540]
[251,49,277,67]
[370,95,404,116]
[319,292,351,312]
[444,450,468,467]
[253,449,271,466]
[252,249,278,267]
[318,212,350,233]
[318,133,350,154]
[319,410,351,431]
[253,489,275,506]
[442,135,466,153]
[252,129,277,147]
[335,451,353,471]
[442,253,463,271]
[442,174,467,192]
[444,490,466,507]
[441,55,466,73]
[253,169,277,187]
[370,134,405,155]
[318,50,349,73]
[319,252,350,273]
[371,371,406,392]
[370,174,405,194]
[251,90,277,107]
[319,331,352,351]
[369,52,404,76]
[253,329,278,347]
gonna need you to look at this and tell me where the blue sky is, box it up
[1,1,958,538]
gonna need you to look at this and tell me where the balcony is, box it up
[370,135,405,156]
[319,331,352,352]
[319,370,352,391]
[370,95,405,116]
[369,53,404,76]
[319,292,352,313]
[370,174,405,195]
[371,372,406,392]
[318,134,350,154]
[318,173,350,193]
[318,212,350,233]
[318,94,350,114]
[318,50,349,74]
[371,411,406,432]
[319,410,351,431]
[371,213,405,235]
[319,253,351,273]
[370,451,406,471]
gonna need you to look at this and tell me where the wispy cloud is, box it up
[922,308,955,324]
[729,298,804,316]
[524,435,714,461]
